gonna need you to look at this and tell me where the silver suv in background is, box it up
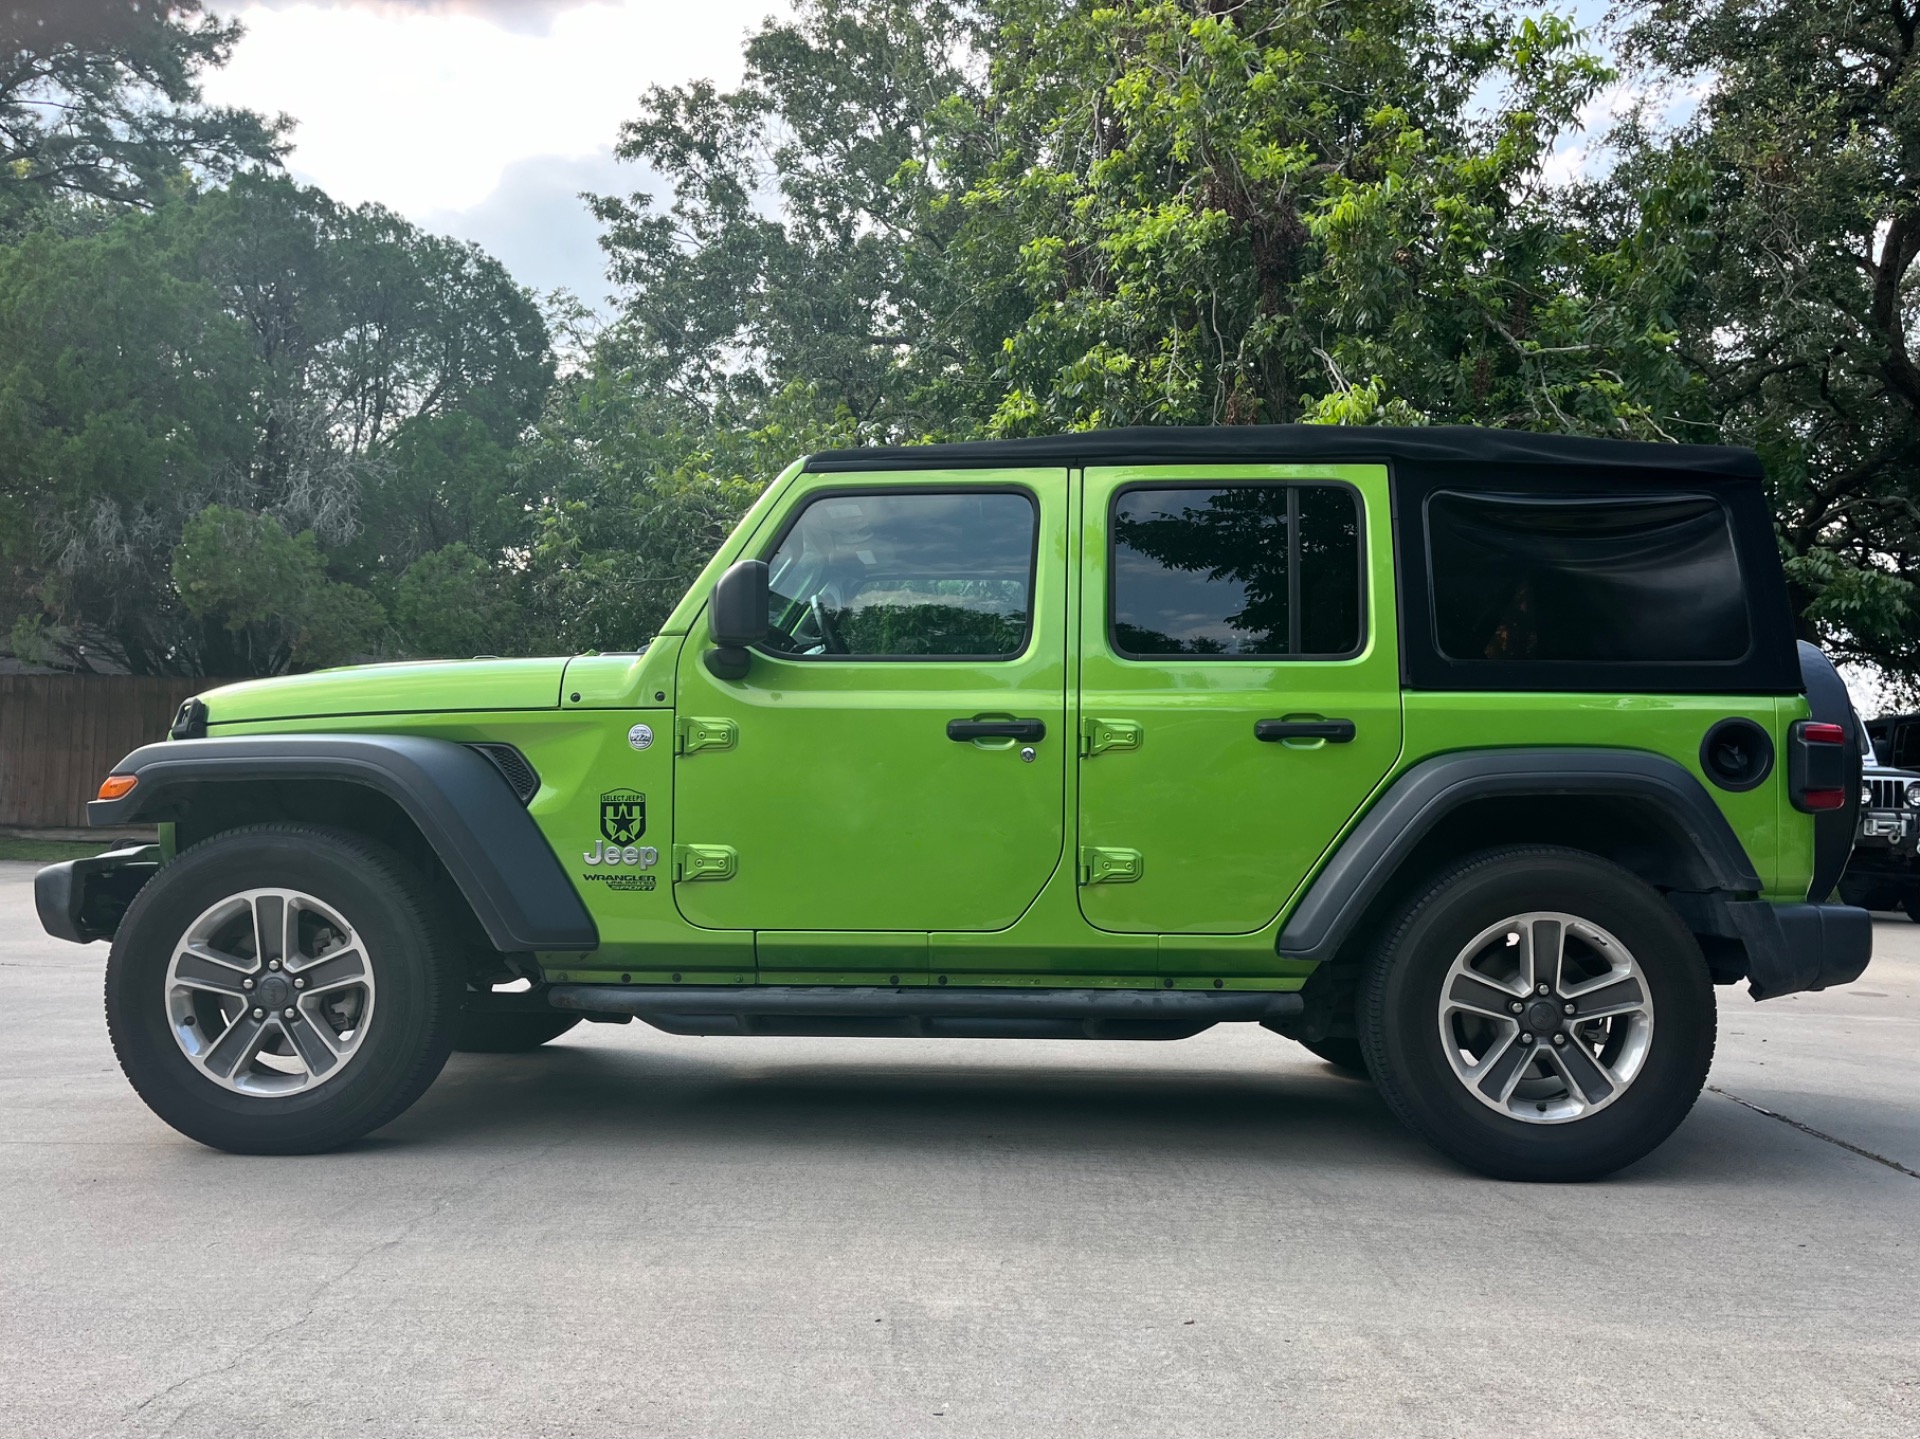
[1840,716,1920,920]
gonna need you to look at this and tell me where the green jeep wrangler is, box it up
[36,426,1871,1180]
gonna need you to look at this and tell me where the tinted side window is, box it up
[1427,492,1749,664]
[1893,721,1920,771]
[1111,483,1362,658]
[763,491,1035,659]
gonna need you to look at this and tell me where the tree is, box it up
[591,0,1002,440]
[2,178,554,674]
[966,1,1663,434]
[595,1,1691,442]
[1617,1,1920,676]
[0,1,285,231]
[171,504,382,671]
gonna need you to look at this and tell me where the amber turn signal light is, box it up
[96,775,138,801]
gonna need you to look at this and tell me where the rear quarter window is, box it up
[1426,492,1750,665]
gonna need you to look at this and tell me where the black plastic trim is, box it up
[468,742,540,804]
[550,984,1303,1035]
[34,845,161,944]
[169,697,208,741]
[1719,900,1872,1000]
[1277,747,1764,963]
[87,734,597,952]
[1256,718,1356,743]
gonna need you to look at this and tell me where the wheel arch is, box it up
[1278,748,1761,971]
[88,735,597,953]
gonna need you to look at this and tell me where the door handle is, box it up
[947,718,1047,742]
[1254,718,1356,743]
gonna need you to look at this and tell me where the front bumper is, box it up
[1855,807,1920,853]
[35,846,161,944]
[1722,900,1873,1000]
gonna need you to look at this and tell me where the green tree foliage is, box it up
[1615,0,1920,668]
[171,504,382,671]
[591,0,997,439]
[2,178,552,673]
[0,1,285,231]
[593,1,1686,439]
[978,1,1688,433]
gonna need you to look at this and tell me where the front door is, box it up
[1076,465,1403,946]
[672,469,1069,953]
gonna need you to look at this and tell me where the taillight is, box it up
[1788,719,1849,814]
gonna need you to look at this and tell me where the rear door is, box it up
[1075,464,1402,948]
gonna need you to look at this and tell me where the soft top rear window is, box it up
[1427,491,1749,665]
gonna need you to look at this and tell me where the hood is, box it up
[200,657,569,727]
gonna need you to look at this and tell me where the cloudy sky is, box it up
[202,1,1622,310]
[202,1,787,307]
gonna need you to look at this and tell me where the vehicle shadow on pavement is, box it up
[379,1037,1435,1167]
[343,1035,1919,1194]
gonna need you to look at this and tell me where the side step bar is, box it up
[546,984,1304,1041]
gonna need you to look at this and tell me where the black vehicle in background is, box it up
[1842,715,1920,919]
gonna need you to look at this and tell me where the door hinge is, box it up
[1079,846,1143,884]
[676,716,738,756]
[1079,717,1142,757]
[673,844,738,882]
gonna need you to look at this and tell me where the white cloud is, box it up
[205,1,779,215]
[246,0,591,37]
[422,148,642,304]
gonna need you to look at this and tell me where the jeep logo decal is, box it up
[599,789,646,844]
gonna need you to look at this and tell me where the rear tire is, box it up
[453,1009,580,1053]
[105,824,463,1155]
[1360,846,1714,1182]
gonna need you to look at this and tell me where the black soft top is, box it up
[805,424,1764,480]
[804,422,1799,695]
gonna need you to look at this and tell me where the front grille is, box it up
[1868,777,1909,809]
[470,743,540,803]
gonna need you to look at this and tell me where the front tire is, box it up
[1360,846,1715,1182]
[105,824,463,1155]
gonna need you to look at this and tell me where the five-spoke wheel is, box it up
[165,888,377,1095]
[1438,912,1653,1123]
[106,824,463,1154]
[1362,846,1714,1182]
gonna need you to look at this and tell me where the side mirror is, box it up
[705,558,769,680]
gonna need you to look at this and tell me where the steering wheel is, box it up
[807,594,846,655]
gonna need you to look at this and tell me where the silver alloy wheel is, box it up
[164,888,376,1096]
[1436,911,1654,1124]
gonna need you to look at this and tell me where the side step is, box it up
[546,983,1303,1041]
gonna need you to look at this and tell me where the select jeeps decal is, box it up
[600,788,646,844]
[583,789,658,891]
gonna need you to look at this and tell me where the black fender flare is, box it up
[1276,747,1762,964]
[89,734,598,952]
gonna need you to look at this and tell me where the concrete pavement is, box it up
[1,860,1914,1438]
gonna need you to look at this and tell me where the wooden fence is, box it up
[0,676,212,829]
